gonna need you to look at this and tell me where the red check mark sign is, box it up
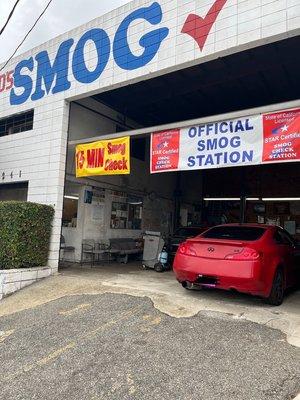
[181,0,228,51]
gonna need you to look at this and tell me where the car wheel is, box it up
[265,268,284,306]
[154,262,164,273]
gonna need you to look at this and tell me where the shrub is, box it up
[0,201,54,270]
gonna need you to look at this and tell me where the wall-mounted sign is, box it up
[3,1,231,106]
[262,109,300,162]
[151,108,300,173]
[76,136,130,177]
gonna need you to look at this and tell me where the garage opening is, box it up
[61,36,300,273]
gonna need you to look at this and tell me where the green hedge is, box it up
[0,202,54,270]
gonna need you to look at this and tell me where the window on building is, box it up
[0,182,28,201]
[62,196,78,227]
[128,201,143,229]
[62,183,80,227]
[111,201,128,229]
[110,194,143,230]
[0,110,34,137]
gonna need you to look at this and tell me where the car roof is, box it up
[177,226,204,229]
[209,223,275,230]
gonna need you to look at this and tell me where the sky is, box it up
[0,0,131,63]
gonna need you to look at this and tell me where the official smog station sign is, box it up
[151,108,300,173]
[76,137,130,177]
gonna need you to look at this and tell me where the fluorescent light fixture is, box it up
[262,198,300,201]
[203,198,240,201]
[64,195,79,200]
[204,197,300,202]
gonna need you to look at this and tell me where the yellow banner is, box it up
[76,137,130,177]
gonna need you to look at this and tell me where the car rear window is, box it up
[175,228,203,237]
[202,226,266,241]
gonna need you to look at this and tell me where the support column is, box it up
[48,101,70,272]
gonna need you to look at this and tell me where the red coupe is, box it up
[173,224,300,305]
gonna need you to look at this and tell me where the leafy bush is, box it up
[0,202,54,270]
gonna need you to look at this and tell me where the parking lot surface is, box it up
[1,291,299,400]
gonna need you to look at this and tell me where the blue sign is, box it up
[10,2,169,106]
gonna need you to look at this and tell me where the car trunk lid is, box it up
[187,239,249,260]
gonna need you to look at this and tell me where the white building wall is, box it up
[1,0,299,113]
[0,0,299,269]
[0,99,69,270]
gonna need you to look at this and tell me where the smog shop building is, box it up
[0,0,299,270]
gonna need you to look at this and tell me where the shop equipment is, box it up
[142,231,169,272]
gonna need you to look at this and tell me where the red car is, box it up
[173,224,300,305]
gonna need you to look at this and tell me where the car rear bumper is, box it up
[173,254,268,297]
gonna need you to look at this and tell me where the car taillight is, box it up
[225,248,260,261]
[178,242,197,256]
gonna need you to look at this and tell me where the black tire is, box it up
[163,263,171,271]
[154,262,164,273]
[181,282,193,290]
[265,268,284,306]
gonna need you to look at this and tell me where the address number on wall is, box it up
[1,171,22,181]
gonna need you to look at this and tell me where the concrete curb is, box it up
[0,266,55,300]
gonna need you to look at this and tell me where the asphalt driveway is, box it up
[0,292,299,400]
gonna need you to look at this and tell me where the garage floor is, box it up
[0,262,299,399]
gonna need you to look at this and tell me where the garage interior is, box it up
[61,35,300,266]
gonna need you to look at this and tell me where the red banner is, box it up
[151,130,180,172]
[263,109,300,162]
[150,108,300,174]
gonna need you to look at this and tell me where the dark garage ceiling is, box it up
[93,35,300,127]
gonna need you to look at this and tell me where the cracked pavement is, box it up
[0,292,299,400]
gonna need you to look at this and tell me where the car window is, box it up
[274,231,284,245]
[175,228,202,237]
[283,230,295,245]
[274,229,294,246]
[281,231,294,246]
[202,226,266,241]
